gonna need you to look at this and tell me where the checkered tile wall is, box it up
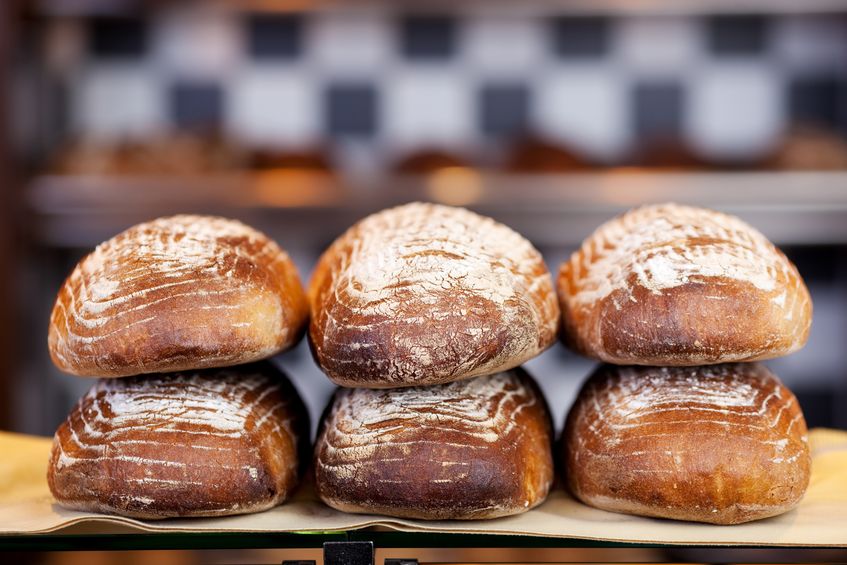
[38,6,847,171]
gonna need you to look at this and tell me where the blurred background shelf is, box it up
[27,171,847,248]
[28,0,847,16]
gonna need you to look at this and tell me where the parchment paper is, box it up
[1,429,845,546]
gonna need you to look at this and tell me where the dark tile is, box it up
[633,81,684,138]
[789,75,844,130]
[247,14,303,59]
[794,388,836,429]
[708,15,770,56]
[781,245,841,281]
[88,17,147,59]
[325,83,378,137]
[479,84,531,137]
[401,15,457,60]
[551,16,610,58]
[170,82,224,130]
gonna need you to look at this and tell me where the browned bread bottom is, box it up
[313,368,554,520]
[48,362,309,519]
[563,363,811,525]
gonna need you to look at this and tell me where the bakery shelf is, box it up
[25,171,847,248]
[27,0,847,17]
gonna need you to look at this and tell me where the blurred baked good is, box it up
[504,136,593,173]
[51,133,245,176]
[392,149,471,174]
[767,126,847,170]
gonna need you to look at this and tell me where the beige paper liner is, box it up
[1,429,845,546]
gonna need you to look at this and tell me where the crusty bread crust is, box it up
[563,363,811,525]
[558,203,812,365]
[314,368,554,520]
[308,202,560,387]
[48,362,310,519]
[49,215,308,377]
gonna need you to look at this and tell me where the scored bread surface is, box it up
[558,203,812,365]
[48,363,310,519]
[314,368,554,519]
[309,202,560,387]
[49,215,308,377]
[564,363,811,525]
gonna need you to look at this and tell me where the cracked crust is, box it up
[308,202,560,388]
[48,215,308,377]
[48,362,310,519]
[563,363,811,525]
[314,368,554,520]
[558,203,812,365]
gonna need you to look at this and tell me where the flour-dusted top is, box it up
[558,203,812,365]
[308,202,560,387]
[314,368,554,520]
[48,362,310,519]
[49,215,308,377]
[563,363,811,525]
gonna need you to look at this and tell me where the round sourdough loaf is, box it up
[48,215,308,377]
[48,362,309,519]
[308,202,560,387]
[314,368,554,520]
[563,363,811,525]
[558,203,812,365]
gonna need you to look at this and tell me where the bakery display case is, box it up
[2,0,847,563]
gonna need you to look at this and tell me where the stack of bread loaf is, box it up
[558,203,814,524]
[42,202,815,527]
[46,216,312,519]
[308,202,561,519]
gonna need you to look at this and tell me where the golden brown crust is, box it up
[563,363,811,525]
[48,215,308,377]
[314,368,554,520]
[47,362,310,519]
[558,203,812,365]
[308,203,560,388]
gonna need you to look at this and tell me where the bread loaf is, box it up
[558,203,812,365]
[48,362,309,519]
[49,215,308,377]
[308,203,560,387]
[314,368,553,520]
[563,363,811,525]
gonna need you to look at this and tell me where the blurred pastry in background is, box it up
[504,135,594,173]
[51,132,245,175]
[248,146,333,172]
[392,148,473,174]
[627,137,708,170]
[766,126,847,170]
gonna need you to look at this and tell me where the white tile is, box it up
[535,68,628,160]
[309,11,392,75]
[228,69,319,146]
[686,64,783,159]
[384,69,474,150]
[615,16,701,75]
[153,5,241,79]
[773,15,847,72]
[462,15,546,77]
[73,66,164,139]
